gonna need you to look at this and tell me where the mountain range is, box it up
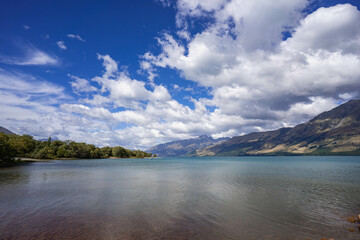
[150,100,360,156]
[147,135,228,157]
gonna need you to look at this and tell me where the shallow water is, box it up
[1,156,360,240]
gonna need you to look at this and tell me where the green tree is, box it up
[8,135,36,156]
[100,146,112,158]
[112,146,128,158]
[0,132,152,162]
[0,133,16,163]
[47,137,52,146]
[56,144,67,158]
[90,148,100,159]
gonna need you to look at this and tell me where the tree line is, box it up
[0,133,152,164]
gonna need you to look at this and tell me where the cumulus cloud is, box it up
[2,1,360,150]
[67,34,85,42]
[0,71,73,139]
[284,4,360,53]
[61,54,254,148]
[142,2,360,128]
[90,54,169,109]
[175,0,226,26]
[0,71,124,146]
[68,74,97,95]
[216,0,307,51]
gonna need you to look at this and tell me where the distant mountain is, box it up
[0,126,15,135]
[148,135,229,157]
[196,100,360,156]
[39,136,59,142]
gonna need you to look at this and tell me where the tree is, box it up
[8,135,36,157]
[112,146,128,158]
[0,132,152,161]
[100,146,112,158]
[90,148,100,159]
[56,145,67,158]
[47,137,52,146]
[0,133,16,162]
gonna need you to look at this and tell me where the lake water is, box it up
[0,156,360,240]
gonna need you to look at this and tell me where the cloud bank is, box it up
[2,1,360,150]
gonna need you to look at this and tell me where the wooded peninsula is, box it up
[0,132,152,166]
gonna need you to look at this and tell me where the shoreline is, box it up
[18,157,54,162]
[4,156,156,164]
[1,157,156,168]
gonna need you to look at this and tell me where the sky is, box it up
[1,0,360,150]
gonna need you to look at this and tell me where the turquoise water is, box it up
[0,156,359,240]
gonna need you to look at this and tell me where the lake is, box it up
[0,156,359,240]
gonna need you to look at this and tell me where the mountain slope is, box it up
[196,100,360,156]
[148,135,228,157]
[0,127,15,135]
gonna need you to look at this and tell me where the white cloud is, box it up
[216,0,307,51]
[83,94,112,107]
[59,54,243,148]
[0,71,74,139]
[139,60,158,83]
[2,2,360,150]
[157,0,172,7]
[1,45,58,66]
[67,34,85,42]
[57,41,67,50]
[97,54,119,77]
[175,0,226,26]
[286,97,338,122]
[177,30,191,41]
[0,71,65,96]
[89,54,172,109]
[284,4,360,53]
[23,25,30,30]
[0,53,344,149]
[61,104,114,121]
[0,72,121,146]
[68,74,97,95]
[143,2,360,123]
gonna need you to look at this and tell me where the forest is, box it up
[0,132,152,164]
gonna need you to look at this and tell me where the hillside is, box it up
[0,126,15,135]
[196,100,360,156]
[148,135,228,157]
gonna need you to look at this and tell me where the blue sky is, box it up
[1,0,360,149]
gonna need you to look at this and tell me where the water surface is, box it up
[1,156,360,240]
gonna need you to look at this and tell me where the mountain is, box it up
[39,136,59,142]
[0,126,15,135]
[148,135,228,157]
[196,100,360,156]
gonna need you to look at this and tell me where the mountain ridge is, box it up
[196,99,360,156]
[0,127,15,135]
[148,135,228,157]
